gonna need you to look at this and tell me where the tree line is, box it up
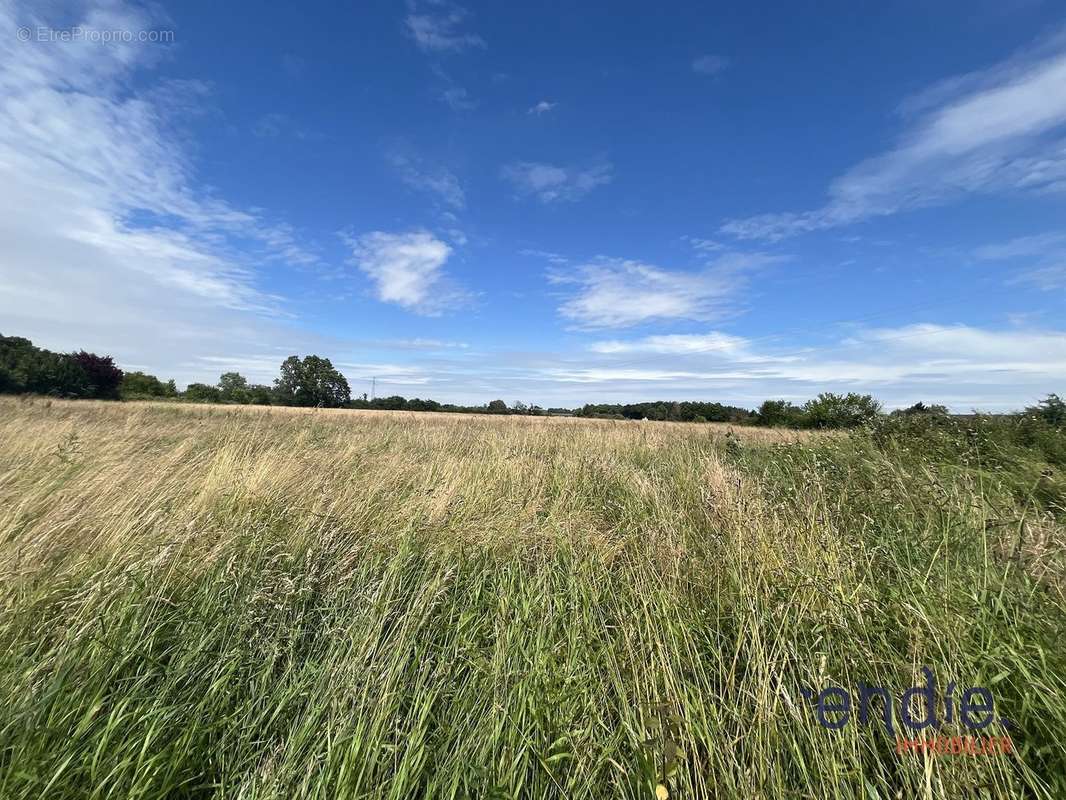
[0,334,552,416]
[2,333,1061,431]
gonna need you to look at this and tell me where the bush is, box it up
[1026,393,1065,428]
[891,401,949,417]
[865,411,1066,513]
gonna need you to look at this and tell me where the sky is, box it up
[1,0,1064,411]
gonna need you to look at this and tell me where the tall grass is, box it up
[0,397,1063,798]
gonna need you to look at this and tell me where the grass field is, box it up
[1,397,1064,799]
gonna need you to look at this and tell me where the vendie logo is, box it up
[798,667,1015,756]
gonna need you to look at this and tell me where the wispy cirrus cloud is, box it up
[502,160,613,203]
[589,332,782,362]
[520,248,570,265]
[405,1,485,53]
[974,230,1066,289]
[681,236,725,253]
[552,252,786,328]
[388,152,465,209]
[528,100,557,115]
[691,54,729,75]
[973,231,1066,260]
[722,29,1066,241]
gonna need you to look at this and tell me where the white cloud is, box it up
[691,54,729,75]
[860,324,1066,364]
[589,332,786,363]
[1012,263,1066,289]
[543,367,726,384]
[502,160,613,203]
[682,236,725,253]
[441,84,476,110]
[722,30,1066,240]
[974,230,1066,289]
[974,231,1066,260]
[520,248,570,265]
[0,0,326,387]
[344,230,463,314]
[374,338,469,350]
[534,324,1066,410]
[389,153,465,209]
[554,252,784,328]
[405,2,485,53]
[335,362,432,385]
[528,100,557,115]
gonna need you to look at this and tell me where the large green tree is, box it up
[1,335,90,397]
[217,372,250,403]
[803,392,882,429]
[274,355,351,408]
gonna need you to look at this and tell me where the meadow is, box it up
[0,397,1063,799]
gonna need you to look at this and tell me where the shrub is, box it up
[1026,393,1065,428]
[891,401,949,417]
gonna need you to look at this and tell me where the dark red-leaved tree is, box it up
[70,351,124,399]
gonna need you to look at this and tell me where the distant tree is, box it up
[38,353,90,397]
[246,384,274,405]
[374,395,408,411]
[803,392,882,429]
[406,398,441,412]
[217,372,250,403]
[487,399,508,414]
[513,401,528,414]
[892,401,949,417]
[0,335,88,397]
[1026,393,1065,428]
[69,351,123,399]
[274,355,351,407]
[1,335,41,393]
[756,399,805,428]
[184,383,221,403]
[121,371,176,398]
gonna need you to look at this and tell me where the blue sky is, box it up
[2,0,1064,409]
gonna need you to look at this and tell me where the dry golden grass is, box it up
[0,396,1063,799]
